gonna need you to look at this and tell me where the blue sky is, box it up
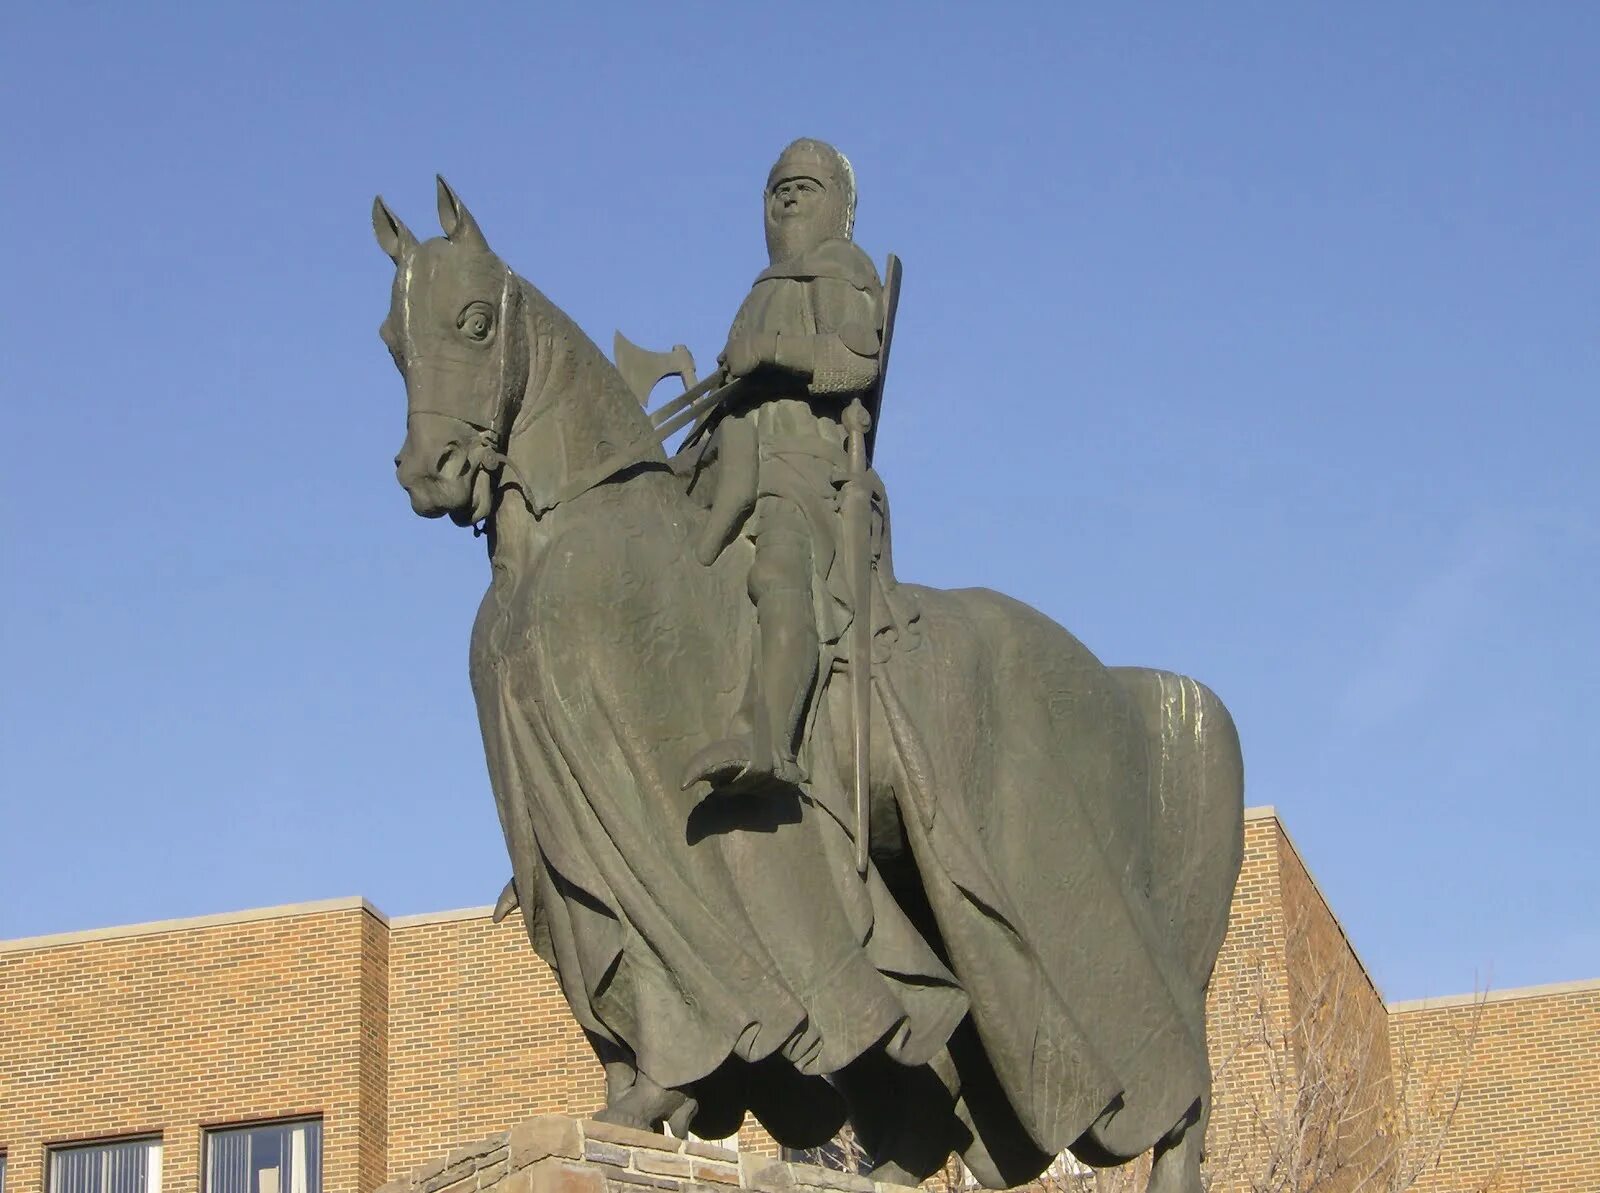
[2,5,1595,1003]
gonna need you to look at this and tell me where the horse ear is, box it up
[436,175,489,249]
[372,196,418,263]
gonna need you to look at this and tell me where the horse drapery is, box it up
[469,471,1232,1174]
[378,178,1244,1190]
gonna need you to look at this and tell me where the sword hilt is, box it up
[844,399,873,468]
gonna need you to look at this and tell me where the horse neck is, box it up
[487,276,669,567]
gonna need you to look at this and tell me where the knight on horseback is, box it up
[682,138,901,793]
[374,159,1246,1193]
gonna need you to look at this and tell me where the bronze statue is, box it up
[682,138,887,799]
[373,144,1244,1193]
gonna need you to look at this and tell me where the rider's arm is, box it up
[776,324,879,394]
[776,277,881,394]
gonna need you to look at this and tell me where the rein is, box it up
[403,259,685,525]
[522,434,664,517]
[482,267,673,520]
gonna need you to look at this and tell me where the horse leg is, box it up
[843,1036,1055,1189]
[1090,668,1235,1193]
[592,1065,695,1133]
[1146,1095,1205,1193]
[834,1047,964,1184]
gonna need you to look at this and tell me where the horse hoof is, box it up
[591,1103,653,1132]
[594,1080,693,1135]
[665,1094,701,1138]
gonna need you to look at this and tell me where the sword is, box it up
[843,398,874,876]
[844,254,901,875]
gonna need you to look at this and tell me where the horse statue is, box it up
[372,177,1244,1193]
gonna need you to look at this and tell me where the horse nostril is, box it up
[437,444,468,478]
[394,454,404,470]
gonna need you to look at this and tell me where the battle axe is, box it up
[612,332,748,445]
[613,332,698,404]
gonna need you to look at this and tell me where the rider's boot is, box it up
[682,580,816,793]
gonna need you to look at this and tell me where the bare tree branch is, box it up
[791,910,1495,1193]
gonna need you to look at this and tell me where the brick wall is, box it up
[359,907,392,1192]
[0,898,383,1193]
[1202,814,1291,1181]
[1389,983,1600,1193]
[1200,810,1395,1188]
[385,911,605,1180]
[3,813,1596,1193]
[1274,817,1393,1190]
[1201,812,1599,1193]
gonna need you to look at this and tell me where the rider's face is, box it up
[768,173,827,224]
[765,174,831,263]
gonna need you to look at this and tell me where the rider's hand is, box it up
[723,333,777,379]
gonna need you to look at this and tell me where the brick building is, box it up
[3,808,1595,1192]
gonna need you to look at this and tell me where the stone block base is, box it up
[377,1115,915,1193]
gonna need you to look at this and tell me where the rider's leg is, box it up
[681,504,817,790]
[746,512,817,783]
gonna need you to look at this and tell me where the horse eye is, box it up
[457,302,495,343]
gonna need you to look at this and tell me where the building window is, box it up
[205,1120,321,1193]
[48,1138,162,1193]
[1,1150,8,1193]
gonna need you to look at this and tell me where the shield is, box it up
[865,252,902,463]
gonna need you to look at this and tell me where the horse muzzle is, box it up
[395,435,493,524]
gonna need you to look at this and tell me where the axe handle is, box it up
[650,368,727,428]
[535,372,732,512]
[653,375,744,442]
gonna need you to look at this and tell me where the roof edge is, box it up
[0,896,385,953]
[1251,806,1388,1004]
[390,906,496,928]
[1388,975,1600,1013]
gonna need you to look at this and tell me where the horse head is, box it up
[374,177,530,526]
[375,178,669,532]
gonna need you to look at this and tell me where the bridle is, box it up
[400,258,668,523]
[400,262,526,445]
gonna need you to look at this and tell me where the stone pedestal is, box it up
[376,1116,915,1193]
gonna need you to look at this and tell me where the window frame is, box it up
[202,1116,323,1193]
[46,1135,162,1193]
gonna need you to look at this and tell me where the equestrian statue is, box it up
[372,139,1245,1193]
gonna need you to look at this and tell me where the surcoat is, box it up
[715,239,911,650]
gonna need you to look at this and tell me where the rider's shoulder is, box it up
[756,240,881,293]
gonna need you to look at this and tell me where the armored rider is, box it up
[682,138,886,792]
